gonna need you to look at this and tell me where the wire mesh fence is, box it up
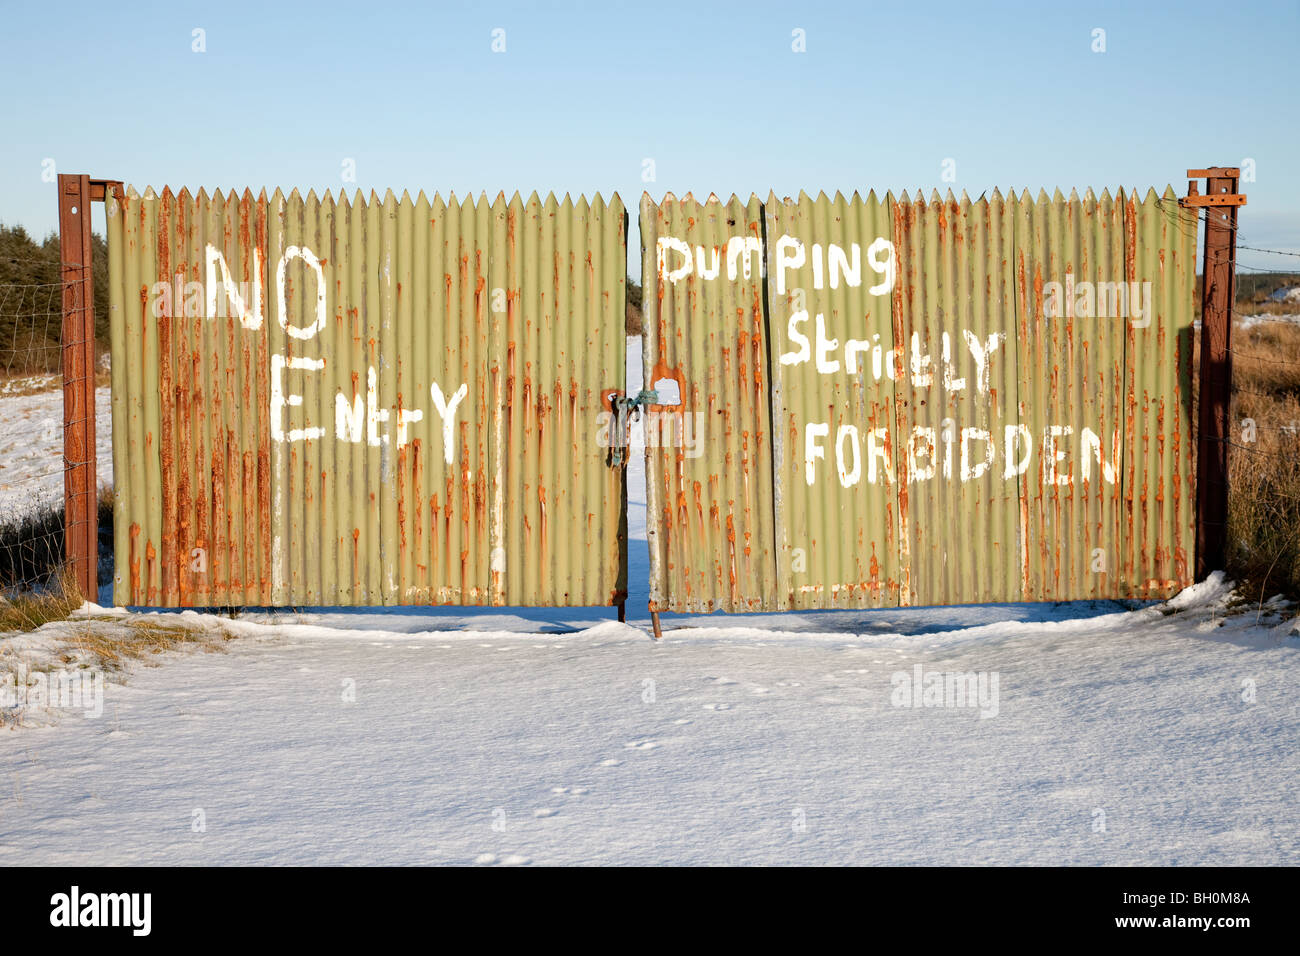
[0,246,110,598]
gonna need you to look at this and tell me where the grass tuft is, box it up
[1224,319,1300,602]
[0,568,83,633]
[55,617,229,673]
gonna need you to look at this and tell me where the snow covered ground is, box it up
[1,339,1297,865]
[1,575,1296,866]
[0,377,112,514]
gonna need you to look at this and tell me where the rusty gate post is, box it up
[1185,167,1245,580]
[58,174,98,600]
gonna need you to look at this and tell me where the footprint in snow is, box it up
[599,758,622,767]
[702,703,733,711]
[624,739,660,751]
[550,786,590,795]
[704,676,737,685]
[533,808,558,818]
[475,853,531,866]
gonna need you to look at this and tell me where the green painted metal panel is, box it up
[765,190,901,609]
[891,190,1023,606]
[1012,188,1130,600]
[1123,187,1198,597]
[643,186,1197,612]
[639,193,777,612]
[106,186,626,608]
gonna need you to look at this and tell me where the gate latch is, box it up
[605,388,658,467]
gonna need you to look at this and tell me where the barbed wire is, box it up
[1233,262,1300,275]
[1231,385,1300,401]
[1207,436,1300,464]
[0,258,91,269]
[1238,245,1300,259]
[1226,346,1300,368]
[1151,199,1300,279]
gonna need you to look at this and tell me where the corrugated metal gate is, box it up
[102,181,1196,614]
[106,187,627,608]
[641,188,1196,612]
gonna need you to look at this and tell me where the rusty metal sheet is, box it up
[1011,188,1129,600]
[643,186,1196,612]
[639,193,776,613]
[889,189,1023,606]
[1122,187,1197,598]
[1011,187,1196,600]
[105,186,626,608]
[764,190,903,609]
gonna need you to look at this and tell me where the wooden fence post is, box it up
[58,173,98,600]
[1185,167,1245,580]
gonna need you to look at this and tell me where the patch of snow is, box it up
[0,383,112,515]
[1163,570,1234,610]
[1236,312,1300,331]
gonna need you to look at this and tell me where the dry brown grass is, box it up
[54,617,230,673]
[0,365,111,397]
[0,568,83,632]
[2,564,227,678]
[1224,320,1300,601]
[1233,321,1300,396]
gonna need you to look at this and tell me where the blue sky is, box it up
[2,0,1296,275]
